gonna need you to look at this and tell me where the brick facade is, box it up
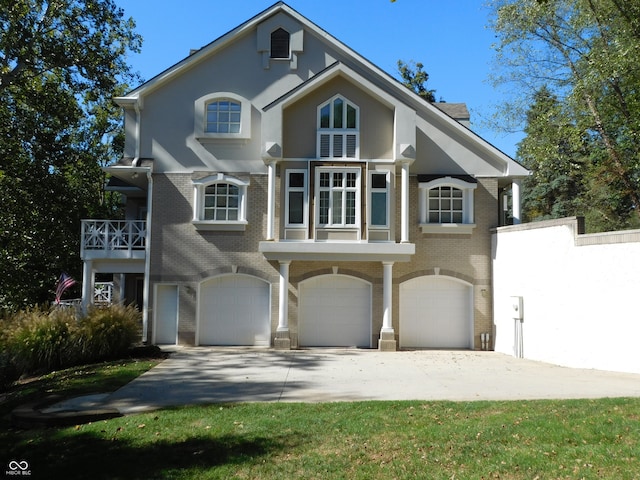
[146,172,499,349]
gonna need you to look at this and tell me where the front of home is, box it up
[80,2,528,350]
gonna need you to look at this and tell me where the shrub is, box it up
[77,304,141,362]
[2,307,77,374]
[0,304,142,386]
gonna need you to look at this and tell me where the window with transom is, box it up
[317,96,359,159]
[316,168,360,227]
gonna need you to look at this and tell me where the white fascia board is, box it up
[259,241,415,262]
[119,3,289,100]
[276,63,399,111]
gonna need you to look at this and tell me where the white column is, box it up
[401,161,410,243]
[381,262,394,333]
[512,179,522,225]
[82,260,94,314]
[277,261,290,332]
[266,160,276,240]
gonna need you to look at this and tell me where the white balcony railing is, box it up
[81,220,146,259]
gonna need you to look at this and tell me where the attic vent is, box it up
[270,28,290,59]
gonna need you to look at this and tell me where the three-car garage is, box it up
[156,273,474,349]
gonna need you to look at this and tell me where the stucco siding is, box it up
[492,218,640,373]
[283,76,394,159]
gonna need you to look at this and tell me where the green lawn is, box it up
[2,362,639,479]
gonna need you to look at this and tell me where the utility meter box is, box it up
[510,296,524,320]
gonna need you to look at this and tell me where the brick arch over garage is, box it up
[399,273,474,349]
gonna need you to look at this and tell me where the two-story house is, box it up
[80,2,528,351]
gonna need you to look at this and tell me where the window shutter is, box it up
[320,134,330,157]
[346,135,357,158]
[333,134,344,157]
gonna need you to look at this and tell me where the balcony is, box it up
[259,240,415,263]
[81,220,146,261]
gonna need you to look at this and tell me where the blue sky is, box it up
[115,0,523,157]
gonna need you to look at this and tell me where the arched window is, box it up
[418,176,477,234]
[270,28,290,59]
[194,92,251,141]
[205,100,241,134]
[317,95,359,159]
[192,174,249,231]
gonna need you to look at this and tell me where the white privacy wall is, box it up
[492,218,640,374]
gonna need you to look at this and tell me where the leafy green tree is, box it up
[518,86,587,222]
[489,0,640,230]
[398,60,438,102]
[0,1,141,310]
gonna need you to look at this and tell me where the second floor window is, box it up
[317,95,359,159]
[206,100,241,134]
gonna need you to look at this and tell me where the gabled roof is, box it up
[115,1,529,178]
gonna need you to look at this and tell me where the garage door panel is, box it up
[199,275,270,346]
[400,276,472,349]
[299,275,371,348]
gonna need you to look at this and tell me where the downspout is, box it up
[132,98,150,342]
[132,101,142,166]
[142,168,152,343]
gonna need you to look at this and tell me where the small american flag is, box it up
[55,272,76,304]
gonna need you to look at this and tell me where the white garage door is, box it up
[400,276,472,349]
[199,275,271,346]
[299,275,371,348]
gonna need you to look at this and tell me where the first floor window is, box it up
[428,186,464,223]
[192,174,249,231]
[204,183,239,221]
[316,168,360,227]
[418,176,477,234]
[286,170,307,226]
[370,172,389,227]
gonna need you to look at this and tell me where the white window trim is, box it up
[418,177,477,234]
[368,170,391,229]
[194,92,251,143]
[314,167,361,230]
[192,174,249,231]
[270,27,291,60]
[285,169,308,229]
[316,95,360,159]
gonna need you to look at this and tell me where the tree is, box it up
[0,1,141,310]
[518,86,586,221]
[397,60,438,102]
[489,0,640,230]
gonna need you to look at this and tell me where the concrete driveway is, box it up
[101,348,640,414]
